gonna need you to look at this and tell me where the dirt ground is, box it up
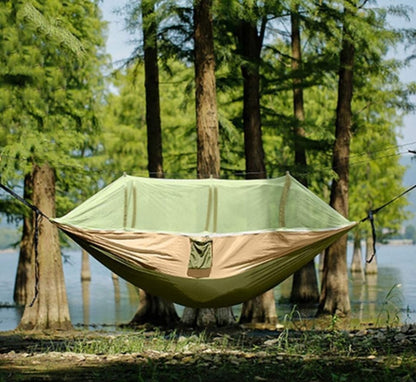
[1,325,416,381]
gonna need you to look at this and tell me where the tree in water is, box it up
[18,163,72,330]
[13,173,35,306]
[350,231,363,275]
[181,0,235,327]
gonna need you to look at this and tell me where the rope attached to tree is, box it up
[360,183,416,263]
[0,182,49,307]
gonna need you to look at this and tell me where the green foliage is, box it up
[101,60,197,180]
[0,0,108,216]
[376,283,403,327]
[0,0,412,240]
[17,2,85,58]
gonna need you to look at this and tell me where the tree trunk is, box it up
[236,18,277,325]
[194,0,220,179]
[365,234,377,274]
[317,8,355,317]
[289,3,319,305]
[350,232,363,274]
[14,173,35,306]
[143,0,163,178]
[239,20,265,180]
[17,163,72,330]
[181,0,234,327]
[81,250,91,326]
[128,0,178,328]
[81,249,91,282]
[130,289,179,327]
[239,290,277,325]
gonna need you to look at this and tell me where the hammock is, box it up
[52,173,357,308]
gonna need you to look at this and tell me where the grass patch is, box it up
[1,318,416,381]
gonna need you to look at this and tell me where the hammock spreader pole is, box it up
[360,183,416,263]
[0,181,49,307]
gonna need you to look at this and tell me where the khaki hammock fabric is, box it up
[53,173,357,307]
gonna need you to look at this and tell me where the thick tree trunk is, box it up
[236,19,277,324]
[239,290,277,325]
[318,11,355,317]
[181,0,234,327]
[130,289,179,327]
[289,4,319,305]
[17,163,72,330]
[14,173,35,306]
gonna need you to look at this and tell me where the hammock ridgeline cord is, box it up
[361,183,416,263]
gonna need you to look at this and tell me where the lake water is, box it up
[0,244,415,331]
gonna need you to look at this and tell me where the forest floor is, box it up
[1,321,416,381]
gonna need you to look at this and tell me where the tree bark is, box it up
[194,0,220,179]
[239,290,277,325]
[81,249,91,282]
[81,250,91,326]
[365,234,377,274]
[14,173,35,306]
[235,17,277,325]
[350,232,363,274]
[239,20,265,180]
[289,3,319,305]
[318,8,355,317]
[143,0,163,178]
[17,163,72,330]
[130,289,179,327]
[181,0,234,327]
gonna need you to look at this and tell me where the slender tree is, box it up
[181,0,235,327]
[143,0,164,178]
[289,1,319,305]
[318,1,356,316]
[232,1,277,325]
[128,0,179,327]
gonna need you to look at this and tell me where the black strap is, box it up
[29,211,42,307]
[361,183,416,263]
[0,182,48,219]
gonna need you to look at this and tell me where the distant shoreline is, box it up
[383,239,415,246]
[0,248,17,254]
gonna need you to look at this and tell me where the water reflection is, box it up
[350,271,366,321]
[0,244,415,330]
